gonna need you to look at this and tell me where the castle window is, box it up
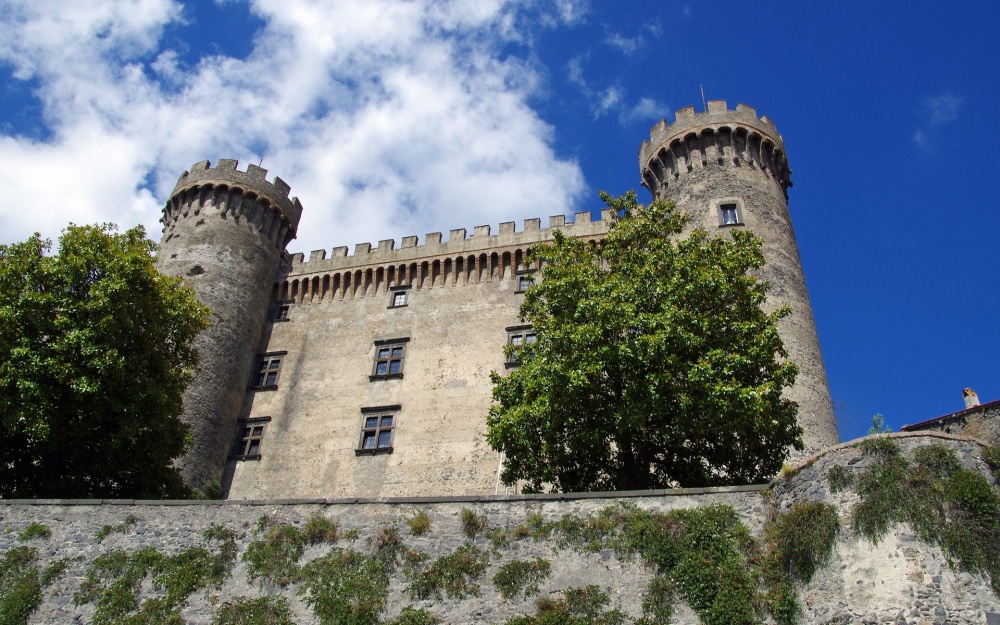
[719,203,742,226]
[505,325,536,367]
[370,338,409,380]
[356,406,399,455]
[515,271,535,293]
[232,416,271,460]
[275,301,293,321]
[252,352,286,389]
[388,285,411,309]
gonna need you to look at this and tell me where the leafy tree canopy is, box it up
[486,192,802,493]
[0,224,209,498]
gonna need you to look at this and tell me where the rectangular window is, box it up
[357,406,399,455]
[388,285,411,309]
[506,326,537,367]
[252,353,286,389]
[275,301,292,321]
[370,338,409,380]
[720,203,741,226]
[232,416,271,460]
[515,272,534,293]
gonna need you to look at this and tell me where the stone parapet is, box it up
[284,210,613,277]
[168,159,303,230]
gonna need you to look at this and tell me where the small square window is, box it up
[719,203,741,226]
[371,339,408,380]
[357,407,398,455]
[252,354,285,389]
[388,286,411,309]
[505,326,536,367]
[232,417,270,460]
[275,302,292,321]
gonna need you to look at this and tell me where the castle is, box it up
[156,101,841,498]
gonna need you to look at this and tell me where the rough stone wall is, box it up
[4,433,1000,625]
[157,160,301,489]
[901,400,1000,447]
[226,213,612,500]
[638,101,839,458]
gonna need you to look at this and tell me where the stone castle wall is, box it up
[4,433,999,624]
[164,102,841,499]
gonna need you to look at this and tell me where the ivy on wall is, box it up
[4,440,1000,625]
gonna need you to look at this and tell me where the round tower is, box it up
[638,101,839,457]
[157,160,302,489]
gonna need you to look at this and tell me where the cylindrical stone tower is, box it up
[157,160,302,488]
[638,101,839,456]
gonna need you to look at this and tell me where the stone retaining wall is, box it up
[3,433,999,624]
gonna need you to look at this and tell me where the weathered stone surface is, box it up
[4,433,999,624]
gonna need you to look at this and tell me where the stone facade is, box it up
[901,399,1000,447]
[158,101,840,499]
[3,433,998,624]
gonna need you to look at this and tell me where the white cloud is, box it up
[594,87,623,118]
[604,32,644,55]
[912,91,963,153]
[0,0,587,256]
[619,97,670,125]
[922,92,962,126]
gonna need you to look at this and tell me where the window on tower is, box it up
[719,203,742,226]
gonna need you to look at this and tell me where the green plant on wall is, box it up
[521,500,843,625]
[17,523,51,542]
[213,597,295,625]
[504,586,628,625]
[1,546,43,625]
[460,508,487,539]
[299,548,390,625]
[95,515,140,542]
[242,515,346,587]
[493,558,551,599]
[759,501,840,625]
[73,525,237,625]
[848,441,1000,593]
[407,544,490,600]
[407,511,431,536]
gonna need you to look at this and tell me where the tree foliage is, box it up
[486,192,801,492]
[0,224,209,498]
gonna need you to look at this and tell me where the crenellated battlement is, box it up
[166,160,303,231]
[283,208,614,277]
[161,160,304,250]
[639,100,792,199]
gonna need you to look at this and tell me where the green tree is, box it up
[486,192,802,492]
[0,224,209,498]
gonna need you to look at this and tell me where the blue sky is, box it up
[1,1,997,443]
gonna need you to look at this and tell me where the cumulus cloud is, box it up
[0,0,588,255]
[912,92,963,153]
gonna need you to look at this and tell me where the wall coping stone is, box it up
[1,484,768,508]
[770,431,992,488]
